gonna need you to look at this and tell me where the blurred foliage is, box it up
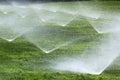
[0,0,120,3]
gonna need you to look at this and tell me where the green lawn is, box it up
[0,1,120,80]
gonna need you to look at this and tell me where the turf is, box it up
[0,1,120,80]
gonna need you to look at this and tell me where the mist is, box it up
[52,33,120,74]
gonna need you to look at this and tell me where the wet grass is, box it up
[0,1,120,80]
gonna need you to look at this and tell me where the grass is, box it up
[0,1,120,80]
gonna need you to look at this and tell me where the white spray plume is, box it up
[53,33,120,75]
[88,12,120,33]
[24,26,85,53]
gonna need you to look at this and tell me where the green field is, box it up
[0,1,120,80]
